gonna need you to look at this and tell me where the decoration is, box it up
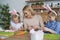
[44,4,57,16]
[9,9,19,16]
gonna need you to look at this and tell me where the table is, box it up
[4,33,30,40]
[0,33,60,40]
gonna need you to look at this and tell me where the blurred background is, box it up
[0,0,60,29]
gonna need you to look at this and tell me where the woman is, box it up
[23,5,59,34]
[23,5,44,31]
[23,5,44,40]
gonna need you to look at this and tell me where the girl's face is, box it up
[48,15,55,21]
[23,10,32,18]
[12,15,20,23]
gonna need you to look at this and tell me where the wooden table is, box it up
[0,34,60,40]
[4,33,30,40]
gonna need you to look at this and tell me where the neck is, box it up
[14,21,20,24]
[29,15,33,18]
[50,20,55,22]
[25,15,34,19]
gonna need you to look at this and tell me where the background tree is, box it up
[0,4,11,29]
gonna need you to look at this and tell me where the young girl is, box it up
[9,9,23,31]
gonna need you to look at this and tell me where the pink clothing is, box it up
[24,15,44,29]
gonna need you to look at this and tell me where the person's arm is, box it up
[18,26,23,31]
[23,19,28,30]
[54,23,60,34]
[18,23,24,31]
[9,25,16,30]
[9,20,15,30]
[43,27,56,34]
[18,25,23,31]
[9,25,13,30]
[39,15,55,34]
[43,22,56,34]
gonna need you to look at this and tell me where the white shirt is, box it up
[10,21,23,30]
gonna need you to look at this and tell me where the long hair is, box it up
[23,5,35,16]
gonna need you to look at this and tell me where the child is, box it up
[44,5,60,34]
[9,9,23,31]
[45,12,60,34]
[45,12,57,33]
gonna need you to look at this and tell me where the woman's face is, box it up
[23,10,32,18]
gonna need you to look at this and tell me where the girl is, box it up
[9,9,23,31]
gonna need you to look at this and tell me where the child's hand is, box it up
[18,26,24,31]
[27,26,33,31]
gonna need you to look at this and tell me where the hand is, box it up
[27,26,32,31]
[34,27,40,31]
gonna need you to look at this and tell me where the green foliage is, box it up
[0,4,11,29]
[44,34,60,40]
[40,2,44,5]
[0,31,14,36]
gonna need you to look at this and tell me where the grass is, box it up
[0,31,14,37]
[44,34,60,40]
[0,31,60,40]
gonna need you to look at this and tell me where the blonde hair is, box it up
[48,11,57,17]
[23,5,35,16]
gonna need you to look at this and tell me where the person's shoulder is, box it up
[20,22,23,25]
[34,15,42,18]
[56,21,60,24]
[10,20,16,26]
[35,15,41,17]
[23,17,27,21]
[46,21,51,24]
[23,18,28,23]
[55,21,60,26]
[55,21,60,29]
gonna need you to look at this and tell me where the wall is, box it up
[0,0,60,21]
[0,0,27,21]
[44,1,60,7]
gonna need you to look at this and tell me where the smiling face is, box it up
[12,15,20,23]
[23,10,32,18]
[48,15,55,21]
[48,12,56,21]
[23,5,34,18]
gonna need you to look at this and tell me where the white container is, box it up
[30,29,44,40]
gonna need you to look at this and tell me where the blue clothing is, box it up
[55,22,60,34]
[46,20,60,34]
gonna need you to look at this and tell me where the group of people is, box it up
[9,5,60,34]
